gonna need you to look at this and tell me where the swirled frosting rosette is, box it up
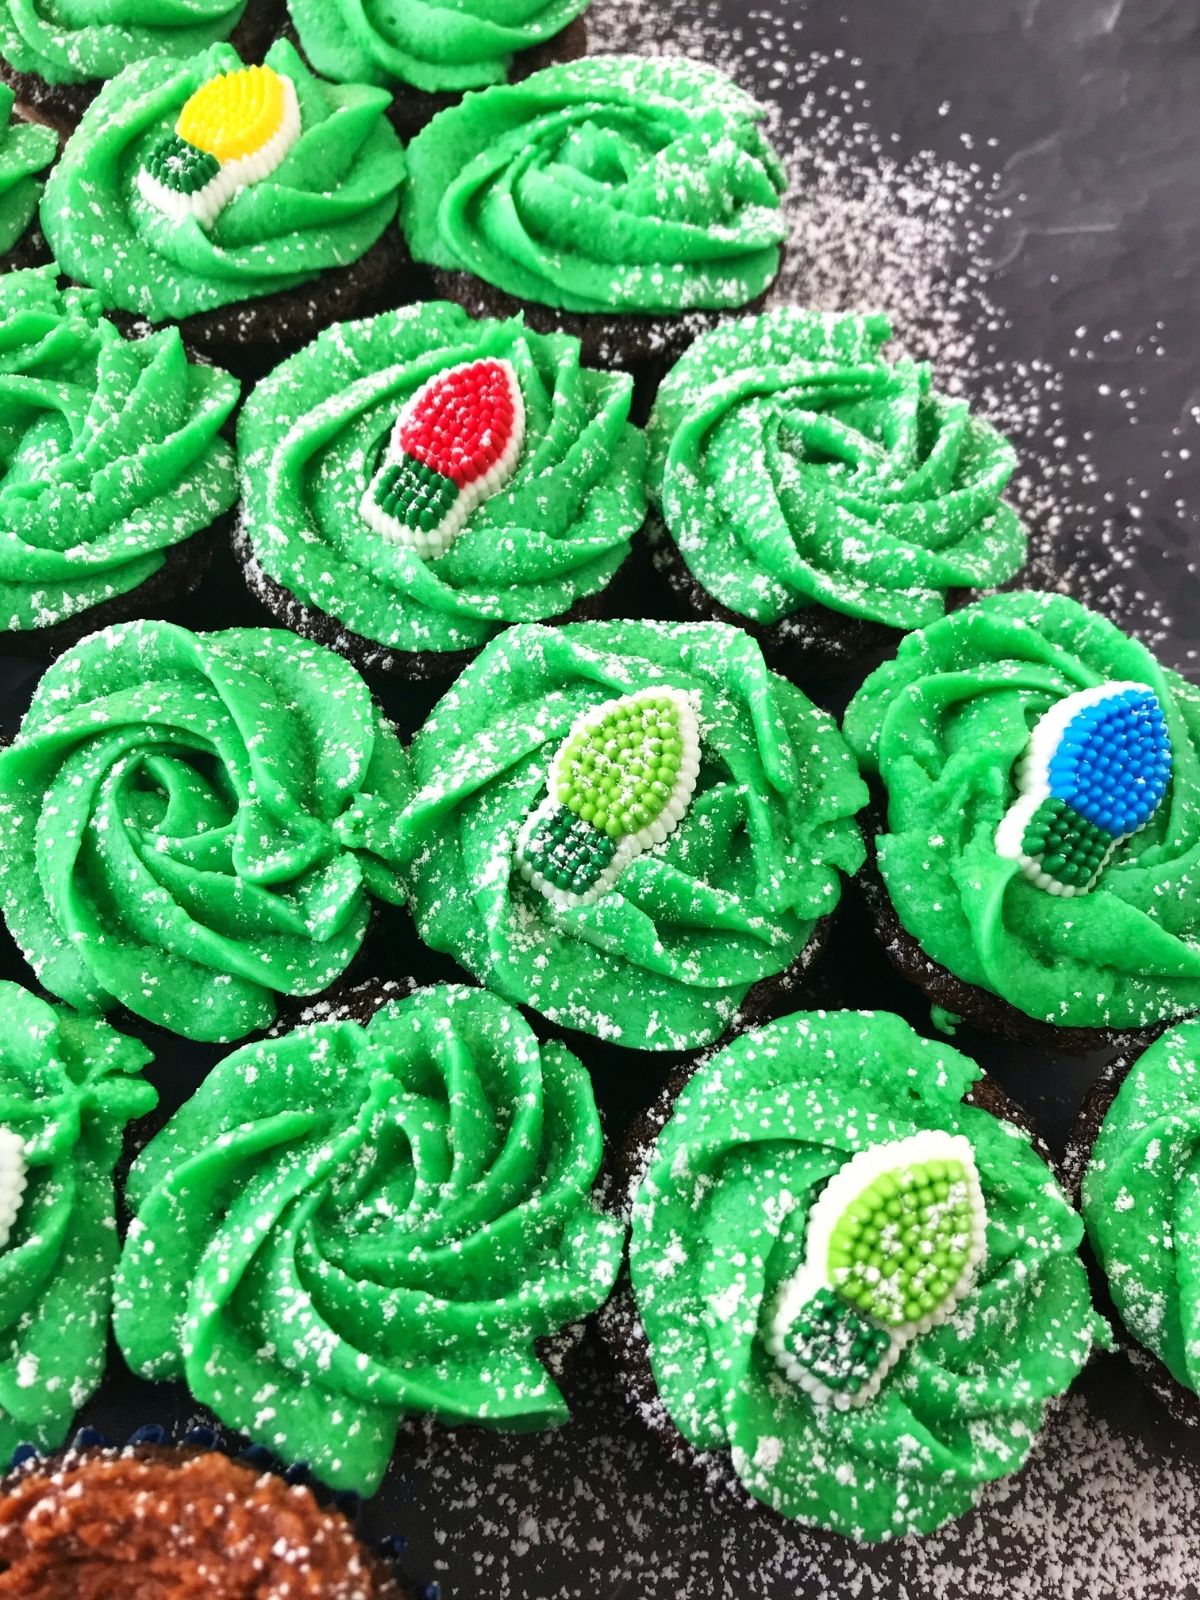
[41,39,406,325]
[647,308,1026,631]
[0,982,156,1460]
[0,86,55,258]
[395,619,867,1050]
[238,302,646,662]
[288,0,589,95]
[402,55,788,316]
[113,983,625,1494]
[1081,1019,1200,1400]
[0,268,239,637]
[0,620,409,1042]
[843,592,1200,1034]
[0,0,251,88]
[626,1010,1103,1540]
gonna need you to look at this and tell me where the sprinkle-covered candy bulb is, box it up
[0,1128,27,1254]
[138,64,302,228]
[995,681,1173,896]
[361,357,526,558]
[516,687,702,907]
[768,1131,988,1409]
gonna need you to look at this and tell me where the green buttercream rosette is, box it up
[114,983,625,1494]
[647,307,1027,630]
[239,301,646,658]
[0,983,156,1460]
[1083,1019,1200,1395]
[41,39,407,323]
[629,1010,1105,1540]
[287,0,589,94]
[0,620,410,1043]
[403,55,788,316]
[0,84,56,255]
[396,619,868,1050]
[843,591,1200,1032]
[0,0,249,87]
[0,267,240,635]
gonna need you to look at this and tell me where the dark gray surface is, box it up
[2,1,1199,1595]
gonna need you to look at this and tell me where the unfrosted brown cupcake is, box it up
[0,1441,420,1598]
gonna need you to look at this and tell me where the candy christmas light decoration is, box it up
[516,687,702,908]
[0,1129,27,1254]
[361,358,526,558]
[995,681,1172,896]
[767,1131,987,1409]
[138,64,301,227]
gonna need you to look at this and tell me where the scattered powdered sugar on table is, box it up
[395,1352,1200,1600]
[590,0,1194,664]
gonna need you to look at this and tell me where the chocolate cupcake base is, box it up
[426,262,782,411]
[0,0,287,136]
[858,805,1164,1058]
[649,517,974,683]
[107,226,421,383]
[234,514,644,682]
[1063,1048,1200,1430]
[0,222,52,275]
[488,898,848,1139]
[0,512,226,664]
[386,15,590,142]
[648,516,909,681]
[598,1056,1052,1516]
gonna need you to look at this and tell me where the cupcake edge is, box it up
[233,512,646,682]
[648,514,944,682]
[0,509,227,664]
[382,13,589,142]
[105,226,421,380]
[858,802,1174,1057]
[1063,1043,1200,1430]
[427,254,785,406]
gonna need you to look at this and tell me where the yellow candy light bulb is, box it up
[177,64,289,163]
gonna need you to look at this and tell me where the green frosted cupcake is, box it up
[611,1009,1104,1540]
[647,307,1027,678]
[0,619,410,1043]
[0,0,283,134]
[0,85,55,267]
[0,268,240,655]
[237,301,647,680]
[844,592,1200,1051]
[1074,1017,1200,1426]
[113,981,626,1495]
[286,0,589,140]
[0,982,156,1460]
[396,619,867,1052]
[402,55,788,381]
[40,40,410,366]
